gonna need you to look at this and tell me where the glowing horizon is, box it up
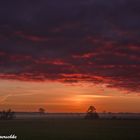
[0,80,140,113]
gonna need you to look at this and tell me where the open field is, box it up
[0,119,140,140]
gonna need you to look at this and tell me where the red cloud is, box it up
[0,0,140,93]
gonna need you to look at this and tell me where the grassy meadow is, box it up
[0,119,140,140]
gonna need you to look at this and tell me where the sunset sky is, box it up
[0,0,140,112]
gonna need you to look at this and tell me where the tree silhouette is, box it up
[38,108,45,115]
[85,105,99,119]
[87,105,96,113]
[0,109,15,120]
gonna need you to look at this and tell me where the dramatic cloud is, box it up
[0,0,140,92]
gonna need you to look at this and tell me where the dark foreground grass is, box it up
[0,119,140,140]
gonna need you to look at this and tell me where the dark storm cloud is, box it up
[0,0,140,92]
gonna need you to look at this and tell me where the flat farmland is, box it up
[0,119,140,140]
